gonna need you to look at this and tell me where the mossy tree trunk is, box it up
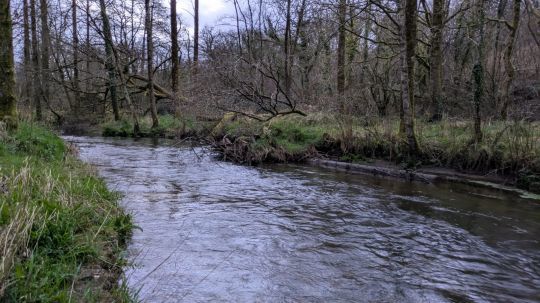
[23,0,31,103]
[429,0,445,121]
[30,0,40,121]
[472,0,486,143]
[0,0,18,127]
[145,0,159,129]
[399,0,419,156]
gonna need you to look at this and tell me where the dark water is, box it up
[66,136,540,303]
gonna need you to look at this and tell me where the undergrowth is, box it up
[214,114,540,191]
[0,122,135,302]
[102,115,216,139]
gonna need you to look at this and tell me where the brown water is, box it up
[67,136,540,303]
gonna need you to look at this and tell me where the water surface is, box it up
[67,136,540,303]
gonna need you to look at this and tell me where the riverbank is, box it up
[0,123,134,301]
[211,114,540,193]
[101,115,217,139]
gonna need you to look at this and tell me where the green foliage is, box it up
[102,119,133,137]
[0,124,134,302]
[267,119,326,154]
[0,122,66,160]
[102,115,215,139]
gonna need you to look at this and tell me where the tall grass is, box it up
[0,123,135,302]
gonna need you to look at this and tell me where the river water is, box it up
[66,136,540,303]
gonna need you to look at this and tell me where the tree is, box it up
[429,0,445,121]
[145,0,159,128]
[0,0,17,127]
[499,0,522,119]
[337,0,346,103]
[171,0,179,94]
[284,0,292,96]
[472,0,486,143]
[193,0,199,73]
[400,0,420,155]
[40,0,51,119]
[72,0,80,110]
[99,0,120,120]
[30,0,40,120]
[23,0,31,101]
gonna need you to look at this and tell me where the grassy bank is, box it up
[101,115,217,139]
[212,114,540,192]
[0,123,134,302]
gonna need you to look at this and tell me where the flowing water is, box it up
[67,136,540,303]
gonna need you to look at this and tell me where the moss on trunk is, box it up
[0,0,18,128]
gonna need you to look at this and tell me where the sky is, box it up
[176,0,236,32]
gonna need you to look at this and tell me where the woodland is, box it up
[1,0,540,300]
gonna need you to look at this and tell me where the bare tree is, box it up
[193,0,199,73]
[145,0,159,128]
[499,0,522,119]
[99,0,120,120]
[72,0,80,111]
[30,0,41,120]
[40,0,51,119]
[171,0,179,94]
[472,0,486,143]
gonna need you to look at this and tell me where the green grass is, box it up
[0,122,135,302]
[102,115,216,138]
[216,114,540,191]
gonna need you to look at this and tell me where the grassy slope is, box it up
[215,114,540,191]
[0,123,134,302]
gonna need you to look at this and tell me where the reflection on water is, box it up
[67,136,540,303]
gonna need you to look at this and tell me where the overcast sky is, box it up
[176,0,236,32]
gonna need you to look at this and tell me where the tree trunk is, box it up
[400,0,419,155]
[145,0,158,129]
[337,0,346,101]
[23,0,31,102]
[193,0,199,74]
[85,0,90,74]
[472,0,486,143]
[72,0,80,111]
[99,0,120,121]
[0,0,18,127]
[30,0,41,121]
[362,4,371,63]
[500,0,521,119]
[170,0,179,94]
[491,0,508,98]
[284,0,292,96]
[429,0,444,121]
[39,0,51,118]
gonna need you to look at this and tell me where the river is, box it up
[66,136,540,303]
